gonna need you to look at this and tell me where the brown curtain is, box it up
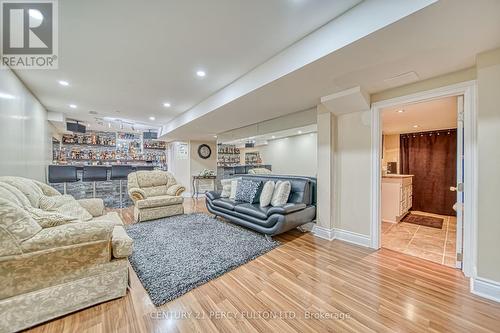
[400,129,457,216]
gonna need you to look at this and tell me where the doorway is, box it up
[379,97,459,267]
[370,81,477,277]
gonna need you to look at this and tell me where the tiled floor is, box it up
[382,211,457,267]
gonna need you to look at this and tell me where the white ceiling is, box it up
[14,0,361,129]
[162,0,500,140]
[382,96,457,135]
[222,124,317,147]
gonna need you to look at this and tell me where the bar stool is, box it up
[48,165,78,194]
[135,165,154,171]
[82,166,108,198]
[110,165,133,208]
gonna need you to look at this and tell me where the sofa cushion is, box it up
[24,206,76,228]
[234,203,270,220]
[39,195,93,222]
[235,179,263,204]
[136,195,183,209]
[0,182,31,207]
[212,198,242,211]
[136,170,169,188]
[0,198,41,243]
[91,211,124,226]
[267,203,307,215]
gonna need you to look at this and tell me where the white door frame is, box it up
[370,80,477,278]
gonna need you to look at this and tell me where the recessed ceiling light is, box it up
[69,104,77,109]
[149,116,156,121]
[28,9,43,20]
[413,125,419,128]
[213,135,217,138]
[397,109,405,113]
[58,80,69,86]
[196,70,206,77]
[298,130,302,134]
[0,92,16,99]
[163,102,171,108]
[271,135,276,139]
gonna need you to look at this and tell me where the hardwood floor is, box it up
[26,198,500,333]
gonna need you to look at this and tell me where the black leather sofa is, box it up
[205,175,316,236]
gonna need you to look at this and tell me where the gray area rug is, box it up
[125,213,280,306]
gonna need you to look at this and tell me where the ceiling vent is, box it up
[383,71,420,88]
[88,110,98,115]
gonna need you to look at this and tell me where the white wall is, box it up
[167,141,190,192]
[242,132,317,177]
[0,68,50,182]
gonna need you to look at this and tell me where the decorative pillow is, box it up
[259,181,275,207]
[220,179,232,198]
[235,179,263,204]
[229,177,241,200]
[271,181,291,207]
[24,206,76,228]
[39,195,93,222]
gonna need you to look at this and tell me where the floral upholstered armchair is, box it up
[0,176,133,332]
[127,170,185,222]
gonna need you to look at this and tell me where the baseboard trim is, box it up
[312,226,371,247]
[471,277,500,303]
[333,228,371,247]
[312,225,335,241]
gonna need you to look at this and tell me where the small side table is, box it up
[192,175,216,198]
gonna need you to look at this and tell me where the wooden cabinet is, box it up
[382,175,413,223]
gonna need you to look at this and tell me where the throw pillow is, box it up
[220,178,232,198]
[24,206,76,228]
[229,177,241,200]
[259,181,275,207]
[39,195,93,222]
[0,198,41,243]
[271,181,291,207]
[235,179,263,204]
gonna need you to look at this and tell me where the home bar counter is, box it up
[50,129,168,207]
[48,163,163,208]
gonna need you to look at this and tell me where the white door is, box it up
[454,95,465,269]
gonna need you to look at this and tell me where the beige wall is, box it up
[381,134,400,173]
[0,68,50,182]
[316,108,334,230]
[333,110,372,235]
[167,140,217,194]
[476,48,500,282]
[189,141,217,176]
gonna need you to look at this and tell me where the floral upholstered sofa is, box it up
[127,170,185,222]
[0,176,133,333]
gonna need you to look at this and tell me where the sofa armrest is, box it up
[268,203,307,216]
[128,187,147,202]
[112,226,133,258]
[20,221,114,253]
[77,198,105,217]
[166,184,185,196]
[205,191,221,201]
